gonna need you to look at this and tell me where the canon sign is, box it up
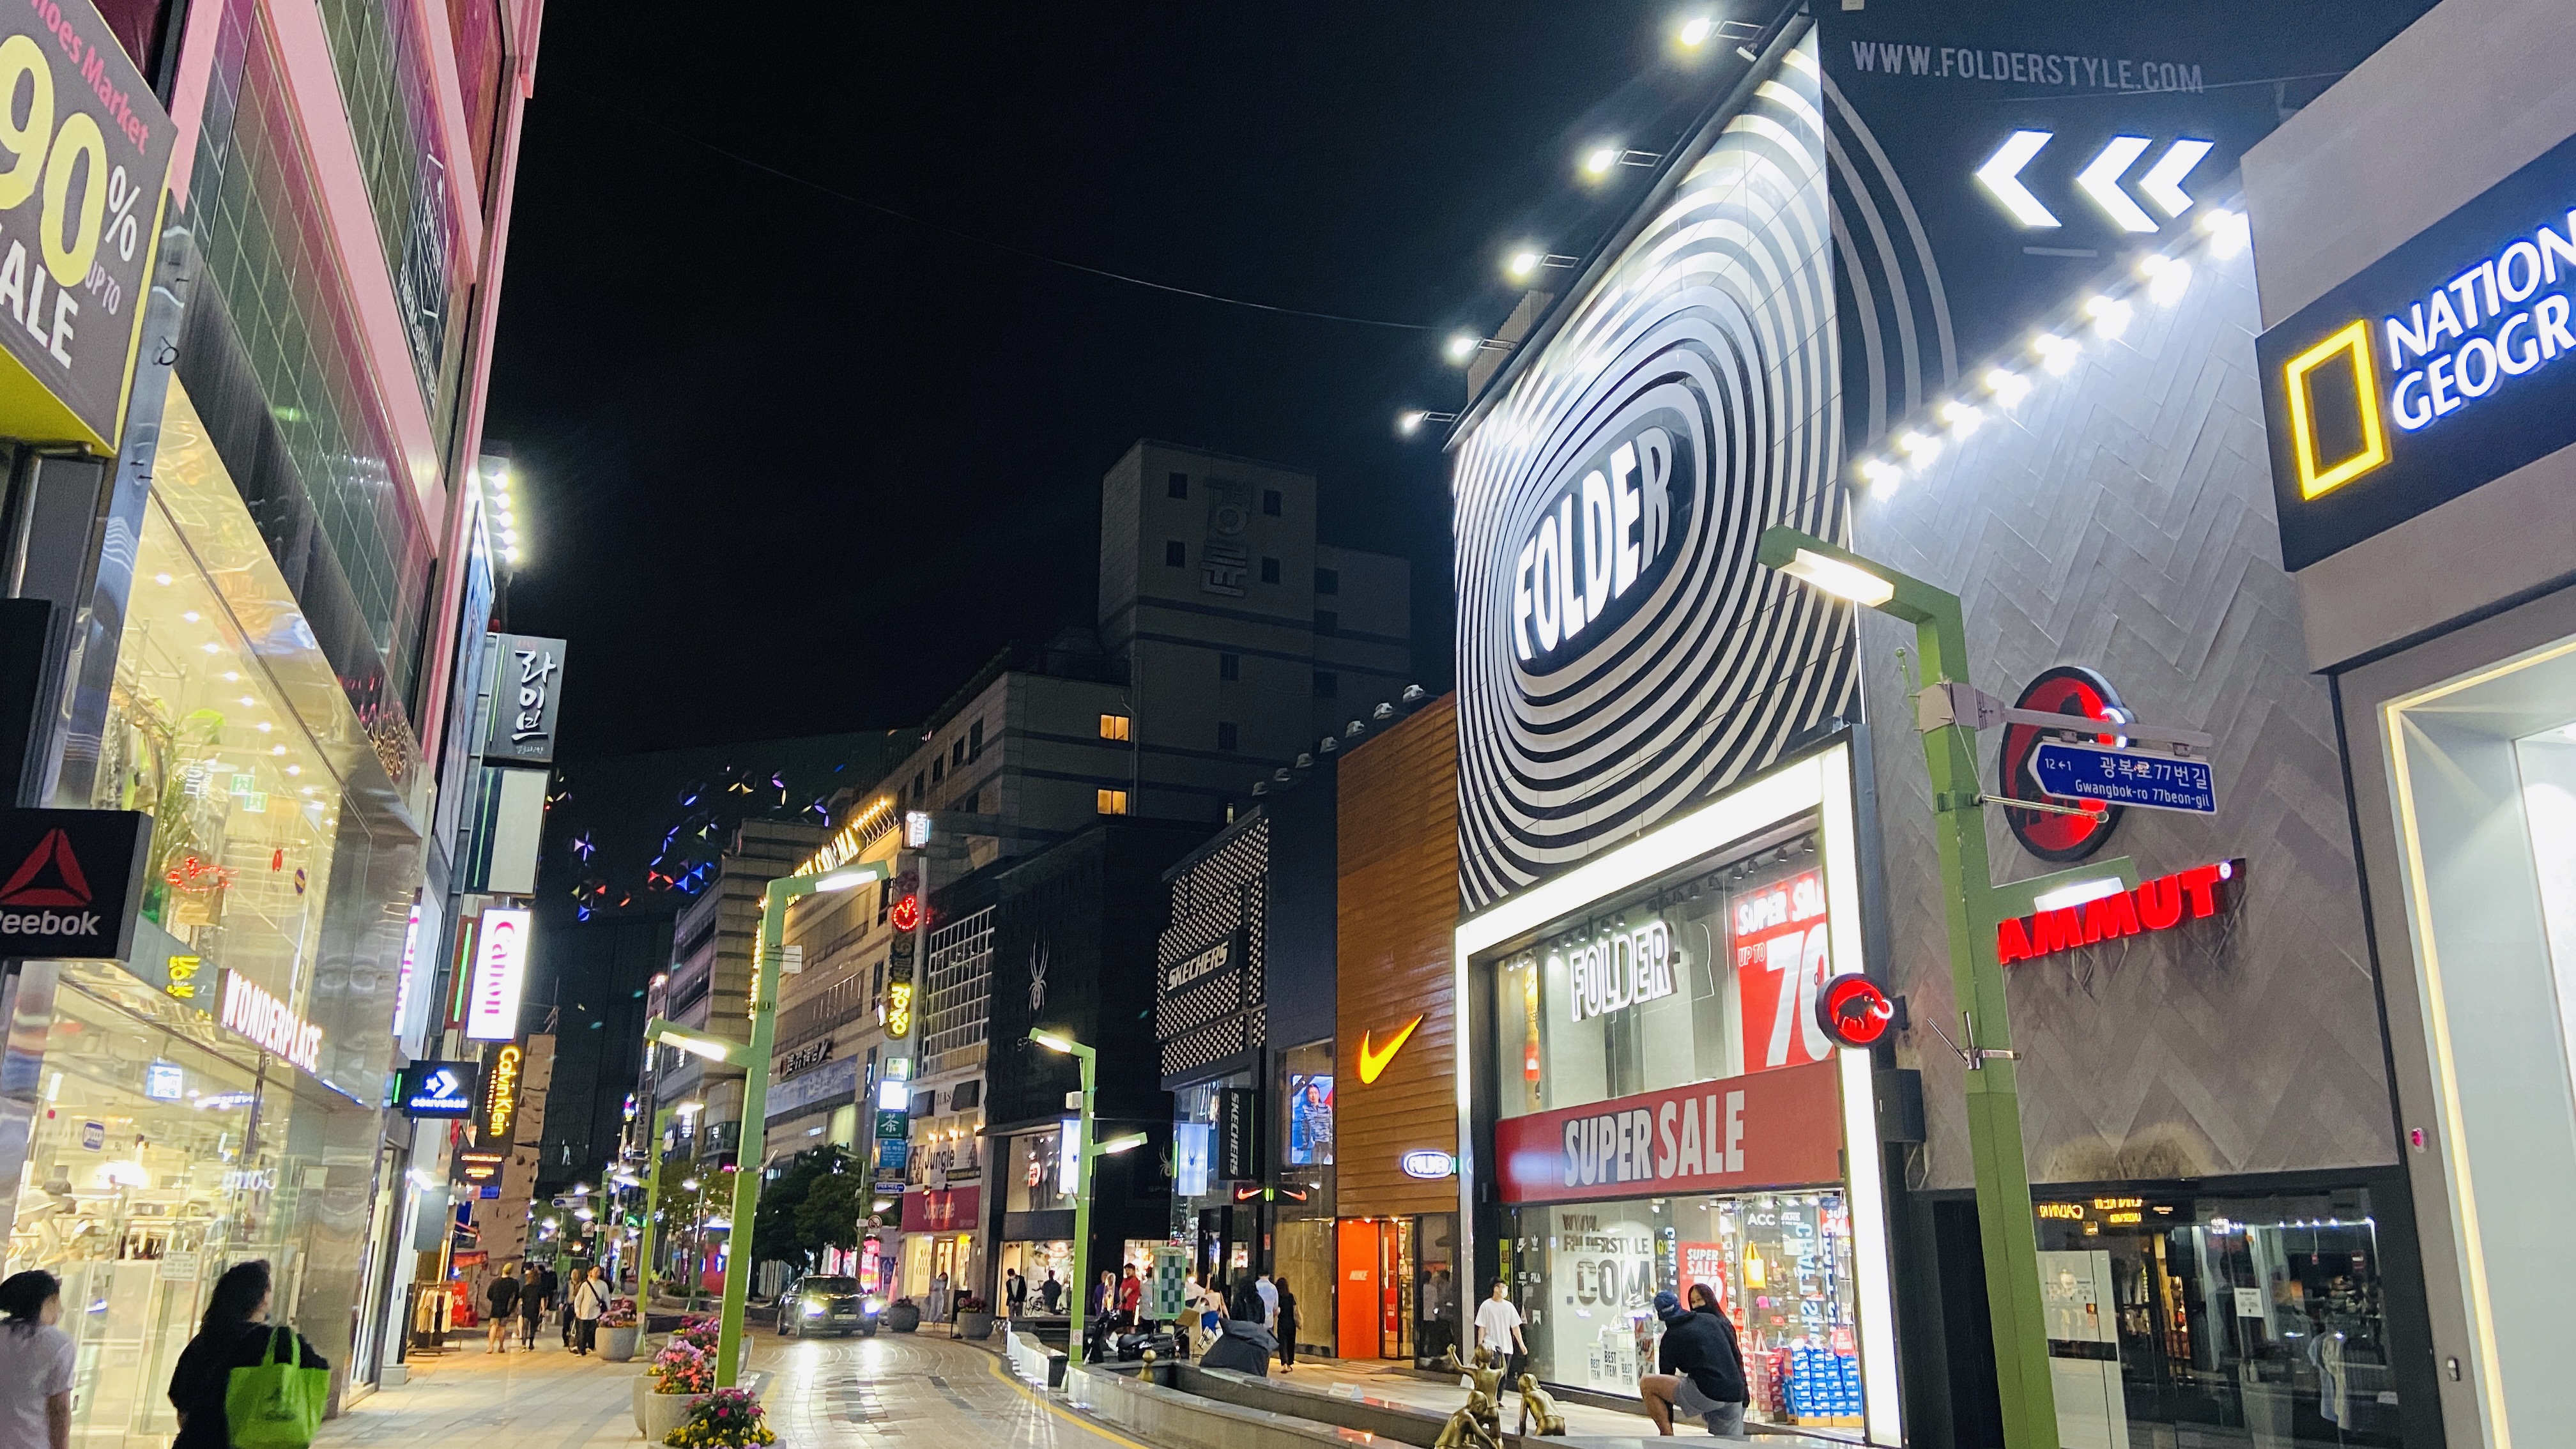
[1510,417,1694,664]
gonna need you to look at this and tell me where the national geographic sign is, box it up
[2257,130,2576,571]
[0,1,174,454]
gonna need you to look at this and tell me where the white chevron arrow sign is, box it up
[1975,132,2216,234]
[2078,135,2158,232]
[2138,139,2214,217]
[1975,129,2059,228]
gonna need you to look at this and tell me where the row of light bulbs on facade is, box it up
[1853,206,2251,500]
[1397,10,1758,435]
[482,461,525,567]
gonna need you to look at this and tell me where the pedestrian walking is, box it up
[0,1271,74,1449]
[1115,1265,1142,1330]
[1253,1271,1278,1330]
[483,1268,520,1354]
[518,1264,545,1350]
[1038,1271,1063,1314]
[168,1262,330,1449]
[1089,1269,1114,1322]
[1272,1276,1300,1372]
[1193,1276,1222,1354]
[568,1269,608,1356]
[1472,1280,1528,1381]
[1638,1287,1747,1439]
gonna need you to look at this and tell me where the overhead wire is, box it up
[560,84,1436,334]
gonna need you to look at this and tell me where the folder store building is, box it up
[1438,4,2444,1446]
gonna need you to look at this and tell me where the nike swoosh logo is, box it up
[1357,1015,1424,1084]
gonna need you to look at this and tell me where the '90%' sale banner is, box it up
[0,0,172,451]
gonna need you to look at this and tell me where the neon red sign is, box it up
[1997,860,2244,965]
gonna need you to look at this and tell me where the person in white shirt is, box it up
[1473,1279,1528,1376]
[0,1270,75,1449]
[1253,1273,1278,1329]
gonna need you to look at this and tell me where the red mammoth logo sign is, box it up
[1998,667,2129,862]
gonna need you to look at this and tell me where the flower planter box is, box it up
[885,1301,922,1333]
[958,1312,995,1341]
[602,1324,641,1362]
[642,1388,707,1444]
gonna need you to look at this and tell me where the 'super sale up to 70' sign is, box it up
[0,0,174,452]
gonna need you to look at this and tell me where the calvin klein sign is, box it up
[1511,417,1694,666]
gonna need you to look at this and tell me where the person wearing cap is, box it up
[1639,1287,1746,1438]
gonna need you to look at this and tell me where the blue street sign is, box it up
[2031,740,2217,815]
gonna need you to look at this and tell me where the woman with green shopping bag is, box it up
[168,1262,331,1449]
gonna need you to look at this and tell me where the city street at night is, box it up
[0,2,2570,1448]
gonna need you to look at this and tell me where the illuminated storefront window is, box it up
[1466,746,1897,1437]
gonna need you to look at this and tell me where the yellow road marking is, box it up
[983,1346,1160,1449]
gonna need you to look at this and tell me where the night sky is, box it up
[482,4,1726,760]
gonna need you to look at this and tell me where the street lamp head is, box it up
[1583,146,1618,178]
[1507,250,1541,280]
[1677,14,1713,46]
[812,870,870,893]
[1028,1029,1075,1054]
[1777,548,1896,608]
[1097,1132,1150,1155]
[1445,333,1478,363]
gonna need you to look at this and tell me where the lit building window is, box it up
[1097,789,1130,815]
[1099,714,1131,741]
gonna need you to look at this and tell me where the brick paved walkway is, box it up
[322,1331,1145,1449]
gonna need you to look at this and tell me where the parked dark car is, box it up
[779,1275,880,1337]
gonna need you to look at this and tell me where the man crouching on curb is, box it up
[1637,1285,1747,1438]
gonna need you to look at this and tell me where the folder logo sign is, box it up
[0,808,150,959]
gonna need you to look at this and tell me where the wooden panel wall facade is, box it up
[1335,695,1460,1218]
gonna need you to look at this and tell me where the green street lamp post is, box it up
[633,1107,673,1298]
[1027,1028,1147,1367]
[1757,525,2151,1449]
[645,861,885,1388]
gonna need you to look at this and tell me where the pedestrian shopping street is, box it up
[321,1326,1860,1449]
[327,1331,1114,1449]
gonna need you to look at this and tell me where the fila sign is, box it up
[1997,860,2243,965]
[2258,132,2576,570]
[0,809,151,960]
[465,907,530,1041]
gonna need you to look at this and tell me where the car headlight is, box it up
[803,1302,825,1317]
[862,1297,884,1314]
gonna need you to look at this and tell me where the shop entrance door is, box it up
[1333,1219,1428,1360]
[1337,1220,1383,1360]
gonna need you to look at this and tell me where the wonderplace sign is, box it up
[2258,130,2576,570]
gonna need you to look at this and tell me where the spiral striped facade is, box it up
[1453,34,1866,910]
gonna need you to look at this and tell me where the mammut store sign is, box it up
[1492,1059,1842,1204]
[2257,131,2576,569]
[1996,860,2242,965]
[0,808,150,960]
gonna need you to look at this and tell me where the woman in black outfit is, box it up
[168,1262,328,1449]
[1272,1276,1299,1371]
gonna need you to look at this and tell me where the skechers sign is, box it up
[2258,131,2576,570]
[1510,418,1693,666]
